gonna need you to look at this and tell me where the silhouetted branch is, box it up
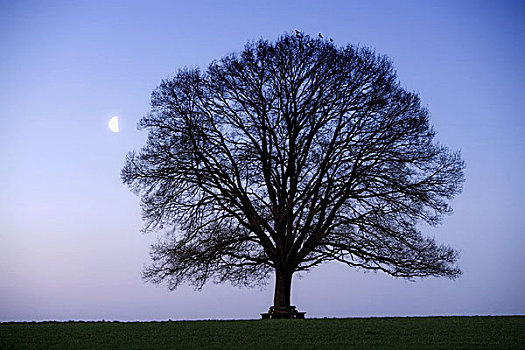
[123,32,464,294]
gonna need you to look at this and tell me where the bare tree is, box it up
[122,32,464,318]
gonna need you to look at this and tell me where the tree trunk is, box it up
[260,269,304,319]
[273,269,293,308]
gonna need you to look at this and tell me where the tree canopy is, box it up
[122,32,464,314]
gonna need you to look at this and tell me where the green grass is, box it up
[1,316,524,349]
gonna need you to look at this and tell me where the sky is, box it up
[1,0,524,321]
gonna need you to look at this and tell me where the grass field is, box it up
[1,316,523,349]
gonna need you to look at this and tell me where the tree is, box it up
[122,32,464,318]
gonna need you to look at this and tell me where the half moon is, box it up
[109,116,119,133]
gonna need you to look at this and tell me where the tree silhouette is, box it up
[122,32,464,318]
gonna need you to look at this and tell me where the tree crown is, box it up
[122,32,464,290]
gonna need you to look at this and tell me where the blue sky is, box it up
[1,0,524,321]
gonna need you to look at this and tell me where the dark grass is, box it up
[1,316,524,349]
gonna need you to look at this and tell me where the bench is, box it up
[260,306,306,319]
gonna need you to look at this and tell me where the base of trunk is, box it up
[260,305,306,319]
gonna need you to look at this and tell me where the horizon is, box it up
[2,314,524,323]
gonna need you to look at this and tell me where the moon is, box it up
[109,116,119,133]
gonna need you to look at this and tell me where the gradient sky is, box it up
[1,0,524,321]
